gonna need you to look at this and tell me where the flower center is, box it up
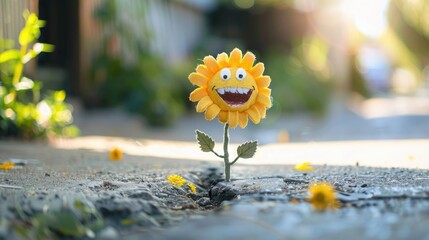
[216,87,253,107]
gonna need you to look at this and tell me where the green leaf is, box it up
[15,77,34,91]
[62,126,80,137]
[19,27,35,46]
[22,43,54,63]
[33,43,54,53]
[236,141,257,159]
[19,13,44,46]
[196,130,215,152]
[53,90,66,102]
[37,211,86,237]
[0,50,20,63]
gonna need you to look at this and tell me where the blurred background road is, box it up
[72,97,429,144]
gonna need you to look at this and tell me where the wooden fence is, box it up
[0,0,38,43]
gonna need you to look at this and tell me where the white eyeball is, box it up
[220,68,231,81]
[236,68,246,81]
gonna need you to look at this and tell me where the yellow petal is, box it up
[257,88,272,108]
[250,63,264,78]
[189,88,208,102]
[255,102,267,119]
[228,111,239,128]
[218,111,228,123]
[238,112,248,128]
[188,73,208,86]
[216,53,229,68]
[240,51,255,70]
[256,76,271,88]
[196,65,211,78]
[294,162,314,171]
[196,96,213,113]
[203,55,220,73]
[205,104,221,120]
[246,106,261,124]
[229,48,242,67]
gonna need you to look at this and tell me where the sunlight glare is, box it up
[339,0,390,38]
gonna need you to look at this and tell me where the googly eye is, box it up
[236,68,246,81]
[220,68,231,81]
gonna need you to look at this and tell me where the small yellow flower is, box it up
[294,162,314,171]
[109,147,123,161]
[0,161,14,170]
[167,175,187,187]
[187,183,197,193]
[308,182,339,211]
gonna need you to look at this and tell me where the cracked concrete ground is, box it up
[1,137,429,239]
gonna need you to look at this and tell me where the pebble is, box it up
[125,189,154,200]
[197,197,211,207]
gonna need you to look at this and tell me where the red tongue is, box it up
[219,90,252,105]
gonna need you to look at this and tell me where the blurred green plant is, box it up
[87,0,187,126]
[264,37,332,115]
[0,11,78,139]
[388,0,429,65]
[11,199,103,239]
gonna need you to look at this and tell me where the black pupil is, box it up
[223,75,227,79]
[239,74,243,78]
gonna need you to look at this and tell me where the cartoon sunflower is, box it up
[188,48,272,128]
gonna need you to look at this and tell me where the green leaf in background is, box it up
[62,126,80,137]
[0,49,20,63]
[14,77,34,91]
[196,130,215,152]
[236,141,257,159]
[22,43,55,63]
[19,13,44,46]
[53,90,66,102]
[0,11,78,139]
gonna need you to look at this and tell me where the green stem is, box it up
[12,44,27,85]
[211,150,224,159]
[230,155,240,166]
[223,123,230,182]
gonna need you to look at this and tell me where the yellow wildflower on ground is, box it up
[0,161,14,170]
[167,175,187,187]
[109,147,123,161]
[308,182,339,211]
[187,183,197,193]
[294,162,314,171]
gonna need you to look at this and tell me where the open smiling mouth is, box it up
[216,87,254,107]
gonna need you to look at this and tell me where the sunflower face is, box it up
[188,48,271,128]
[207,67,258,112]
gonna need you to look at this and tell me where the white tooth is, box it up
[217,88,225,94]
[243,88,249,94]
[237,88,244,94]
[231,87,237,93]
[224,88,230,93]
